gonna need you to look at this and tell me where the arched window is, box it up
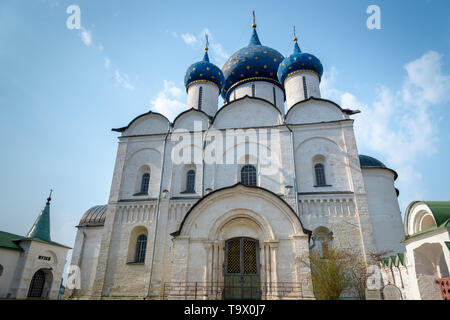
[252,83,256,97]
[186,170,196,192]
[313,227,333,258]
[241,165,257,186]
[134,234,147,263]
[314,163,326,186]
[198,86,203,110]
[140,173,150,193]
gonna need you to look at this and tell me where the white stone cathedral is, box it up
[69,23,406,300]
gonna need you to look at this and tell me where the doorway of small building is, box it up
[27,268,53,299]
[224,237,261,300]
[414,243,449,300]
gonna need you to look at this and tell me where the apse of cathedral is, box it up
[69,20,406,300]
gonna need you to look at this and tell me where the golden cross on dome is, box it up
[252,10,257,28]
[205,34,209,52]
[293,25,298,43]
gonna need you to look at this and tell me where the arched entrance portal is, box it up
[224,237,261,300]
[27,269,53,298]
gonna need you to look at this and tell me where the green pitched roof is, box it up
[397,253,405,266]
[0,231,26,251]
[390,255,397,266]
[0,231,71,250]
[27,198,51,242]
[423,201,450,228]
[0,194,71,251]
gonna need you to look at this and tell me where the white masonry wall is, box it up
[362,168,405,254]
[228,81,285,113]
[0,248,21,298]
[187,82,219,117]
[284,71,321,110]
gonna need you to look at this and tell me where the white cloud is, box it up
[181,33,198,45]
[176,28,229,66]
[80,28,92,47]
[320,66,340,101]
[114,70,134,90]
[76,27,136,90]
[150,80,186,121]
[321,51,450,211]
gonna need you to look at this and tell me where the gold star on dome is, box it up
[273,58,277,62]
[263,65,267,69]
[211,75,215,79]
[199,73,203,77]
[246,66,250,70]
[255,71,259,75]
[308,57,312,60]
[254,56,258,60]
[294,57,297,61]
[241,74,244,77]
[207,67,210,70]
[193,68,196,71]
[270,72,273,76]
[263,51,267,54]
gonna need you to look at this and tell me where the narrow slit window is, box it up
[241,165,257,186]
[186,170,196,192]
[314,164,326,186]
[140,173,150,193]
[134,234,147,263]
[273,87,276,106]
[303,76,308,99]
[252,83,255,97]
[198,87,203,110]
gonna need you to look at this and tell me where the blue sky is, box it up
[1,0,449,268]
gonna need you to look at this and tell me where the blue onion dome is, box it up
[184,48,225,92]
[221,26,285,102]
[277,36,323,85]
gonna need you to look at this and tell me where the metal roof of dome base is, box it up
[277,40,323,85]
[359,154,398,180]
[78,205,108,227]
[221,28,284,102]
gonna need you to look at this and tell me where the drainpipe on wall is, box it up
[202,120,212,197]
[284,122,300,217]
[145,125,170,299]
